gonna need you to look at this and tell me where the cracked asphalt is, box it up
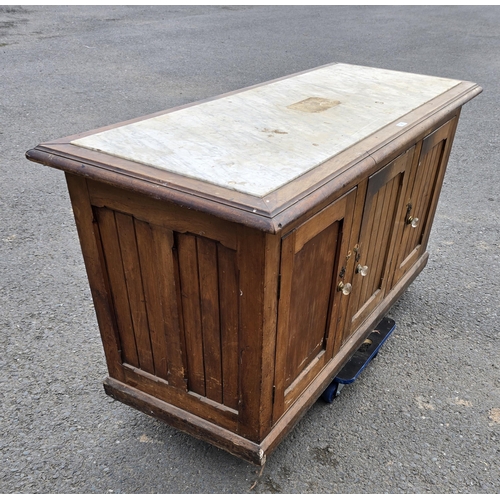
[1,5,499,494]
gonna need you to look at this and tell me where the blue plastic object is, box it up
[321,317,396,403]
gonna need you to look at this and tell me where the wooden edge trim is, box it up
[26,83,481,235]
[32,142,271,214]
[273,86,481,232]
[266,83,480,197]
[25,148,279,234]
[366,84,481,166]
[273,156,377,234]
[260,252,429,458]
[103,377,266,466]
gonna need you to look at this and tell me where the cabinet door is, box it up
[272,189,357,421]
[344,148,415,339]
[391,118,458,287]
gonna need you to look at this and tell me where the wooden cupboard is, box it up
[26,63,481,465]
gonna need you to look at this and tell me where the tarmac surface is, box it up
[1,5,499,494]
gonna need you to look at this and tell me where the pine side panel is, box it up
[87,180,238,251]
[119,365,238,432]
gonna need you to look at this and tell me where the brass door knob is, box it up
[337,281,352,295]
[356,264,369,276]
[407,216,420,228]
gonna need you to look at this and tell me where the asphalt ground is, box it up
[1,5,499,494]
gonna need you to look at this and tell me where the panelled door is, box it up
[272,189,357,422]
[343,147,416,341]
[390,118,458,287]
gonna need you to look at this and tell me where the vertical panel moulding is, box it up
[197,237,223,404]
[272,231,295,424]
[321,222,341,354]
[95,207,140,368]
[411,148,435,253]
[390,165,407,248]
[330,189,359,356]
[419,117,458,254]
[377,163,402,287]
[260,233,281,435]
[340,182,367,347]
[176,233,205,396]
[417,142,444,243]
[171,236,188,381]
[390,152,421,281]
[392,179,413,261]
[403,147,430,259]
[134,219,169,381]
[358,189,381,309]
[364,185,387,301]
[355,188,379,317]
[404,144,437,259]
[323,218,345,360]
[218,243,240,411]
[152,227,187,390]
[114,213,155,375]
[372,173,400,295]
[90,210,125,374]
[316,221,344,363]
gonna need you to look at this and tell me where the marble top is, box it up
[72,64,461,197]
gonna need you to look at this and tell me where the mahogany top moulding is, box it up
[26,63,482,232]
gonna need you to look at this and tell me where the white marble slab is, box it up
[72,64,461,197]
